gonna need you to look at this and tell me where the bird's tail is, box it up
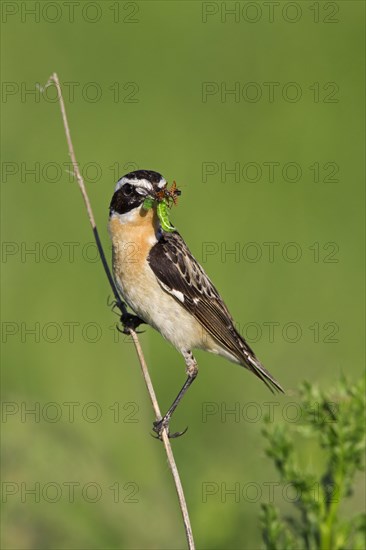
[243,351,285,394]
[234,333,284,393]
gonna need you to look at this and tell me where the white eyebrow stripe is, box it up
[157,178,166,188]
[114,176,166,192]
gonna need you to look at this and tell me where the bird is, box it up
[108,169,284,438]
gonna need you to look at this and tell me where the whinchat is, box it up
[108,170,284,438]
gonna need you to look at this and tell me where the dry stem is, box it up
[47,72,195,550]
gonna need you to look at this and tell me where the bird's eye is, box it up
[123,183,134,196]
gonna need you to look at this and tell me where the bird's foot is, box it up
[107,296,126,315]
[152,417,188,440]
[117,313,146,335]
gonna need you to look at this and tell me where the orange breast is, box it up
[108,207,159,285]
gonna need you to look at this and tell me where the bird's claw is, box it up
[108,297,145,334]
[107,296,114,308]
[107,296,125,315]
[116,323,145,335]
[152,418,188,440]
[118,313,145,334]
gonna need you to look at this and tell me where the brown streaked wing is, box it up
[147,231,254,361]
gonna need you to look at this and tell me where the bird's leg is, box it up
[153,351,198,440]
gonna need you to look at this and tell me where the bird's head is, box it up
[109,170,181,231]
[109,170,167,216]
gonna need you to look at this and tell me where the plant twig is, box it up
[47,72,195,550]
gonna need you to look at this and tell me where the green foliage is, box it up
[261,377,366,550]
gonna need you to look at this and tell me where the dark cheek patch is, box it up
[109,189,142,215]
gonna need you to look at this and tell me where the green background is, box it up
[1,1,365,548]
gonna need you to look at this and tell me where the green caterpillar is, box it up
[142,197,175,233]
[157,200,175,232]
[142,197,175,232]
